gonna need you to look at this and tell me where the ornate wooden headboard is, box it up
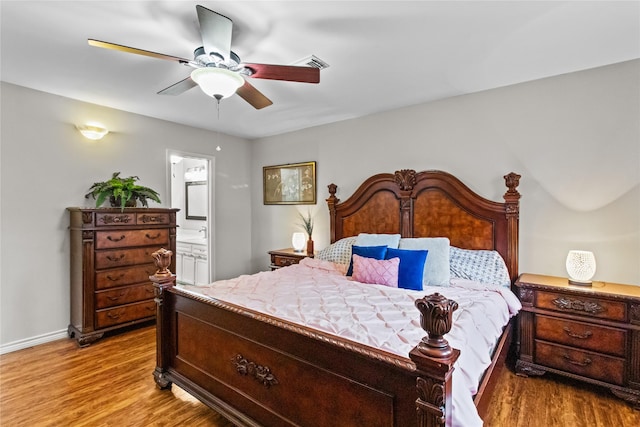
[326,169,521,282]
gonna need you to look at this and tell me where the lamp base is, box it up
[568,279,593,286]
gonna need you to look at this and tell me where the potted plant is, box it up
[85,172,161,211]
[299,210,314,254]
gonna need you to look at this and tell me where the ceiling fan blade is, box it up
[157,76,198,96]
[236,80,273,110]
[88,39,191,63]
[196,5,232,61]
[243,63,320,83]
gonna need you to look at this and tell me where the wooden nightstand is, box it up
[268,248,313,270]
[514,273,640,408]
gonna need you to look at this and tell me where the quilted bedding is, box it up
[179,258,521,427]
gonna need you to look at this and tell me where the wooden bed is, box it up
[150,169,521,427]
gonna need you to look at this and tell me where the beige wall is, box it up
[250,60,640,286]
[0,83,253,347]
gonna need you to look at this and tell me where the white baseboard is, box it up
[1,329,69,354]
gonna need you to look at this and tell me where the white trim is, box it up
[0,329,68,354]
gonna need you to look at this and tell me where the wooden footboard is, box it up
[150,251,461,427]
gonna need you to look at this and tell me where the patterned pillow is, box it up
[352,254,399,287]
[449,246,511,287]
[346,245,389,276]
[316,237,357,265]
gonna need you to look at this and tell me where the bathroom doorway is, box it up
[167,150,215,285]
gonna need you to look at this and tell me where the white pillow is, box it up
[315,237,357,265]
[449,246,511,287]
[356,233,401,249]
[398,237,451,286]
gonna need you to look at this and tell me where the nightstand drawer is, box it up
[535,315,626,357]
[272,254,301,268]
[535,340,625,385]
[536,291,626,321]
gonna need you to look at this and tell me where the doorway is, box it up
[167,150,215,285]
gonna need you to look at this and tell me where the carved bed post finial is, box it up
[149,248,176,390]
[415,293,459,358]
[326,183,340,244]
[410,293,460,427]
[503,172,521,284]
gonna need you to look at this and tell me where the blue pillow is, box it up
[385,248,428,290]
[347,245,388,276]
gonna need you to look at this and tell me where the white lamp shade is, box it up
[566,250,596,284]
[292,232,306,252]
[191,67,244,99]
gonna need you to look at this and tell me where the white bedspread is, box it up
[180,258,521,427]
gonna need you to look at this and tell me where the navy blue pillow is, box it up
[385,248,428,290]
[347,245,388,276]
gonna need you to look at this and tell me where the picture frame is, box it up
[263,161,316,205]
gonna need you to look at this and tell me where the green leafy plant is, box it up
[298,210,314,238]
[85,172,161,211]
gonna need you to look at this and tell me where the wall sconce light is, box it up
[566,250,596,286]
[76,124,108,140]
[292,232,306,252]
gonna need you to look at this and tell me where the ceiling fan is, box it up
[88,4,320,109]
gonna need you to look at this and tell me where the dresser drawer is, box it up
[536,291,626,322]
[136,212,170,225]
[535,340,624,385]
[95,284,156,309]
[95,263,157,290]
[535,315,626,357]
[95,300,156,328]
[95,229,169,249]
[95,246,165,269]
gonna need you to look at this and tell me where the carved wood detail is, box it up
[519,288,534,305]
[139,214,167,224]
[515,360,546,377]
[630,304,640,325]
[231,354,279,388]
[610,389,640,410]
[552,297,605,315]
[99,214,132,224]
[415,377,445,427]
[81,212,93,225]
[394,169,417,191]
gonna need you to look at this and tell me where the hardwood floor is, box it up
[1,325,638,426]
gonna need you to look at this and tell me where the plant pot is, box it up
[109,196,137,208]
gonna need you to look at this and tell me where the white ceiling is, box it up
[2,1,639,140]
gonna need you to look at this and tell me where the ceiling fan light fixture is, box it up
[191,67,244,99]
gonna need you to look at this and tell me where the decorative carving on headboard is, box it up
[394,169,417,191]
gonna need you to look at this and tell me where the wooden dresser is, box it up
[515,273,640,408]
[67,207,178,346]
[268,248,313,270]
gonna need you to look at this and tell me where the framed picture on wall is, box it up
[263,161,316,205]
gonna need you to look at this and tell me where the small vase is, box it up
[306,238,314,255]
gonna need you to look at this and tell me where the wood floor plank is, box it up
[1,325,638,426]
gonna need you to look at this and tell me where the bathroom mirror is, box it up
[185,181,207,220]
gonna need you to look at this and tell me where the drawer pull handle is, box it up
[145,233,161,240]
[562,354,592,367]
[107,292,126,301]
[106,274,125,282]
[107,235,126,242]
[106,311,123,320]
[563,327,593,339]
[106,254,125,262]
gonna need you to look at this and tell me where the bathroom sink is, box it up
[177,237,207,245]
